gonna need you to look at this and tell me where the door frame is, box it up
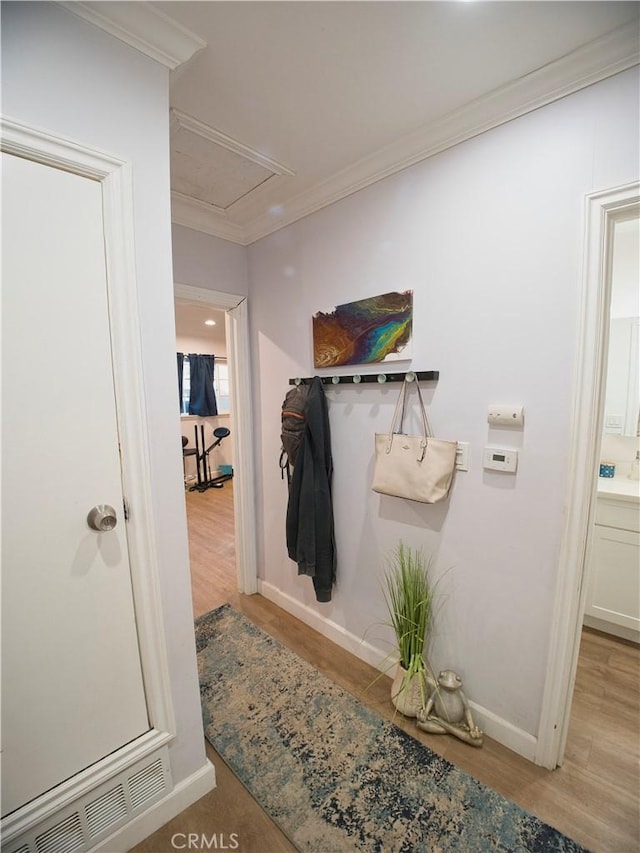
[174,282,258,595]
[1,117,176,837]
[535,181,640,769]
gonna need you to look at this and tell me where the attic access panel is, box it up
[171,122,274,209]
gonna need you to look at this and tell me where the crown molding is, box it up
[59,2,206,70]
[171,192,247,245]
[240,20,639,244]
[171,109,295,177]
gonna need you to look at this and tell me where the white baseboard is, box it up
[258,580,386,670]
[583,614,640,644]
[258,580,538,763]
[92,760,216,852]
[466,703,537,762]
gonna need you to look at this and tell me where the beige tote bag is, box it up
[372,378,457,504]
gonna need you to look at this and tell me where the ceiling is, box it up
[77,1,638,245]
[158,0,639,245]
[174,302,227,346]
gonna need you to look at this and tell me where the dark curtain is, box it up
[177,352,184,412]
[188,354,218,416]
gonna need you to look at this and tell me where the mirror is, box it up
[603,216,639,437]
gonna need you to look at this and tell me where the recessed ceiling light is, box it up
[204,319,216,326]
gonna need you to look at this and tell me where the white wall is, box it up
[172,223,249,296]
[247,68,640,747]
[1,3,206,786]
[177,334,228,359]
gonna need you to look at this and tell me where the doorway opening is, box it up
[176,301,235,614]
[174,283,258,618]
[536,182,640,771]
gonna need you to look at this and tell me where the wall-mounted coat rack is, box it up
[289,370,439,386]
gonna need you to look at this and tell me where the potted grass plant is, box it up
[382,542,437,718]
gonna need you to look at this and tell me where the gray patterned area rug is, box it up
[196,605,587,853]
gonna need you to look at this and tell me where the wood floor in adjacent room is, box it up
[132,483,640,853]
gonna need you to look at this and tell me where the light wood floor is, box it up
[133,484,640,853]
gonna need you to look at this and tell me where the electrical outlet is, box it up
[456,441,470,472]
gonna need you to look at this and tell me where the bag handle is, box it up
[388,378,408,436]
[385,378,434,460]
[413,379,434,438]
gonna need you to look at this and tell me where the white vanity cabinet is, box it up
[584,479,640,642]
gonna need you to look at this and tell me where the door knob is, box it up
[87,504,118,532]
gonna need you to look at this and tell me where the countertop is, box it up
[597,475,640,503]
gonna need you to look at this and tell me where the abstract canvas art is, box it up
[312,290,413,368]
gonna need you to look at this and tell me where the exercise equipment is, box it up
[182,425,233,492]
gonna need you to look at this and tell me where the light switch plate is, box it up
[456,441,469,472]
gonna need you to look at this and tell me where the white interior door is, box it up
[1,153,150,817]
